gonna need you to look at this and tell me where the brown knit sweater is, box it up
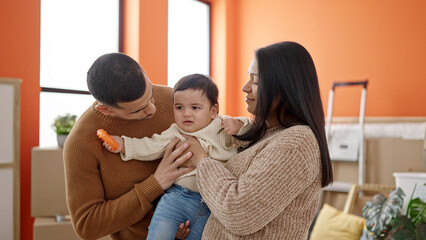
[196,125,322,239]
[63,85,174,240]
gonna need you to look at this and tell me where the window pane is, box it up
[40,0,119,91]
[39,92,95,147]
[168,0,210,87]
[40,0,119,146]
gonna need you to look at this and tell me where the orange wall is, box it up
[122,0,140,61]
[138,0,168,85]
[0,1,40,239]
[122,0,168,85]
[210,0,227,113]
[215,0,426,118]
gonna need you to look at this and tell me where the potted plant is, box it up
[52,113,77,148]
[361,185,426,240]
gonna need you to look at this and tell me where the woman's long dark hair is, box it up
[236,41,333,187]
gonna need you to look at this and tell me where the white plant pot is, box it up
[57,134,68,148]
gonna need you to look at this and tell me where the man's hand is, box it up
[175,220,190,239]
[154,137,194,190]
[179,134,208,167]
[221,118,244,135]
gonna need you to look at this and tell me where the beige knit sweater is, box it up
[196,125,322,239]
[63,85,174,240]
[121,115,251,191]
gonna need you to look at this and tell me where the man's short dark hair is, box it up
[172,74,219,106]
[87,53,147,108]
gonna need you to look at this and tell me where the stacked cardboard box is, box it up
[31,147,109,240]
[31,147,68,217]
[33,217,79,240]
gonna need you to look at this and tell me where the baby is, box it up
[103,74,251,240]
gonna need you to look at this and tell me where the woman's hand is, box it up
[154,137,195,190]
[180,134,208,167]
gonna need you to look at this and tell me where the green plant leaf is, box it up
[363,188,405,238]
[387,216,426,240]
[407,198,426,225]
[416,222,426,240]
[52,114,77,135]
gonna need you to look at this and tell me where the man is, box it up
[64,53,193,239]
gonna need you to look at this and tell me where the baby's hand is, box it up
[103,135,124,154]
[221,118,244,136]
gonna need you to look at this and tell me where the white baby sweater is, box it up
[121,115,251,191]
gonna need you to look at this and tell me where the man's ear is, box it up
[95,103,116,116]
[210,104,219,119]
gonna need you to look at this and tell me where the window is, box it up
[40,0,120,147]
[168,0,210,87]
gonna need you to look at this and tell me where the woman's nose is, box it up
[242,81,251,92]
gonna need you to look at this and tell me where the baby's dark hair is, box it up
[172,74,219,106]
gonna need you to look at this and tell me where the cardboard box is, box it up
[31,147,69,217]
[34,217,79,240]
[33,217,109,240]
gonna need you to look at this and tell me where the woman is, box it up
[187,41,333,239]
